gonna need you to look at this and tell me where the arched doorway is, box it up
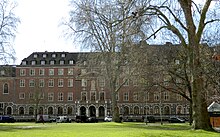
[98,106,105,117]
[89,106,96,117]
[19,107,24,115]
[80,106,86,115]
[67,107,73,115]
[134,106,140,115]
[29,107,34,115]
[176,105,183,114]
[123,106,129,115]
[154,106,160,115]
[58,107,63,115]
[164,106,170,115]
[48,107,53,115]
[6,107,12,115]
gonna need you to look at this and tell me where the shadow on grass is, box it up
[105,122,192,131]
[0,124,48,132]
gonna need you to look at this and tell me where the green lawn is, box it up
[0,122,219,137]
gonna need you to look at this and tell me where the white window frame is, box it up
[48,92,54,101]
[58,79,64,87]
[68,79,73,87]
[58,69,64,75]
[48,79,54,87]
[49,69,54,75]
[20,69,26,76]
[67,92,73,101]
[20,79,25,87]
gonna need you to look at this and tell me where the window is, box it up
[176,94,182,101]
[67,92,73,101]
[116,93,119,101]
[39,69,45,76]
[81,92,87,101]
[99,78,105,87]
[61,53,66,57]
[144,92,149,101]
[31,60,36,65]
[3,83,9,94]
[175,59,180,65]
[52,53,56,58]
[58,69,64,75]
[123,78,129,86]
[133,92,139,101]
[29,93,34,99]
[39,93,44,99]
[123,92,129,101]
[58,79,64,87]
[22,61,27,65]
[20,79,25,87]
[68,68,73,75]
[29,79,35,87]
[69,60,74,64]
[60,60,64,65]
[58,92,63,101]
[33,54,38,58]
[0,70,5,76]
[50,60,55,65]
[48,92,54,101]
[68,79,73,87]
[39,79,44,87]
[41,60,46,65]
[19,92,25,99]
[82,79,87,87]
[29,69,35,76]
[20,69,26,76]
[49,69,54,75]
[81,69,86,74]
[154,92,160,101]
[43,54,47,58]
[48,79,54,87]
[133,79,138,86]
[99,92,105,101]
[91,80,96,91]
[90,92,96,101]
[164,92,169,101]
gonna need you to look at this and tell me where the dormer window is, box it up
[22,61,27,65]
[33,54,38,58]
[69,60,74,64]
[43,54,47,58]
[31,60,36,65]
[52,54,56,58]
[61,53,66,58]
[50,60,55,65]
[41,60,46,65]
[60,60,64,65]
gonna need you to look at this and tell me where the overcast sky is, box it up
[14,0,79,64]
[13,0,209,65]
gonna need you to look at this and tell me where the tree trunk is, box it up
[191,80,212,130]
[112,91,121,122]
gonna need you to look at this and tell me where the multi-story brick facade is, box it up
[1,45,219,121]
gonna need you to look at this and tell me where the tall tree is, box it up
[64,0,150,122]
[137,0,220,130]
[0,0,20,64]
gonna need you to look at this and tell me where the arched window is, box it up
[3,83,9,94]
[29,107,34,115]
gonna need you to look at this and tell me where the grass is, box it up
[0,122,219,137]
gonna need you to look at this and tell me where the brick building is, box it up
[1,44,219,121]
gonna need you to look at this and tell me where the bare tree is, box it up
[64,0,151,122]
[0,0,20,64]
[134,0,220,130]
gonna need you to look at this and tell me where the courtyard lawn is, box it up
[0,122,219,137]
